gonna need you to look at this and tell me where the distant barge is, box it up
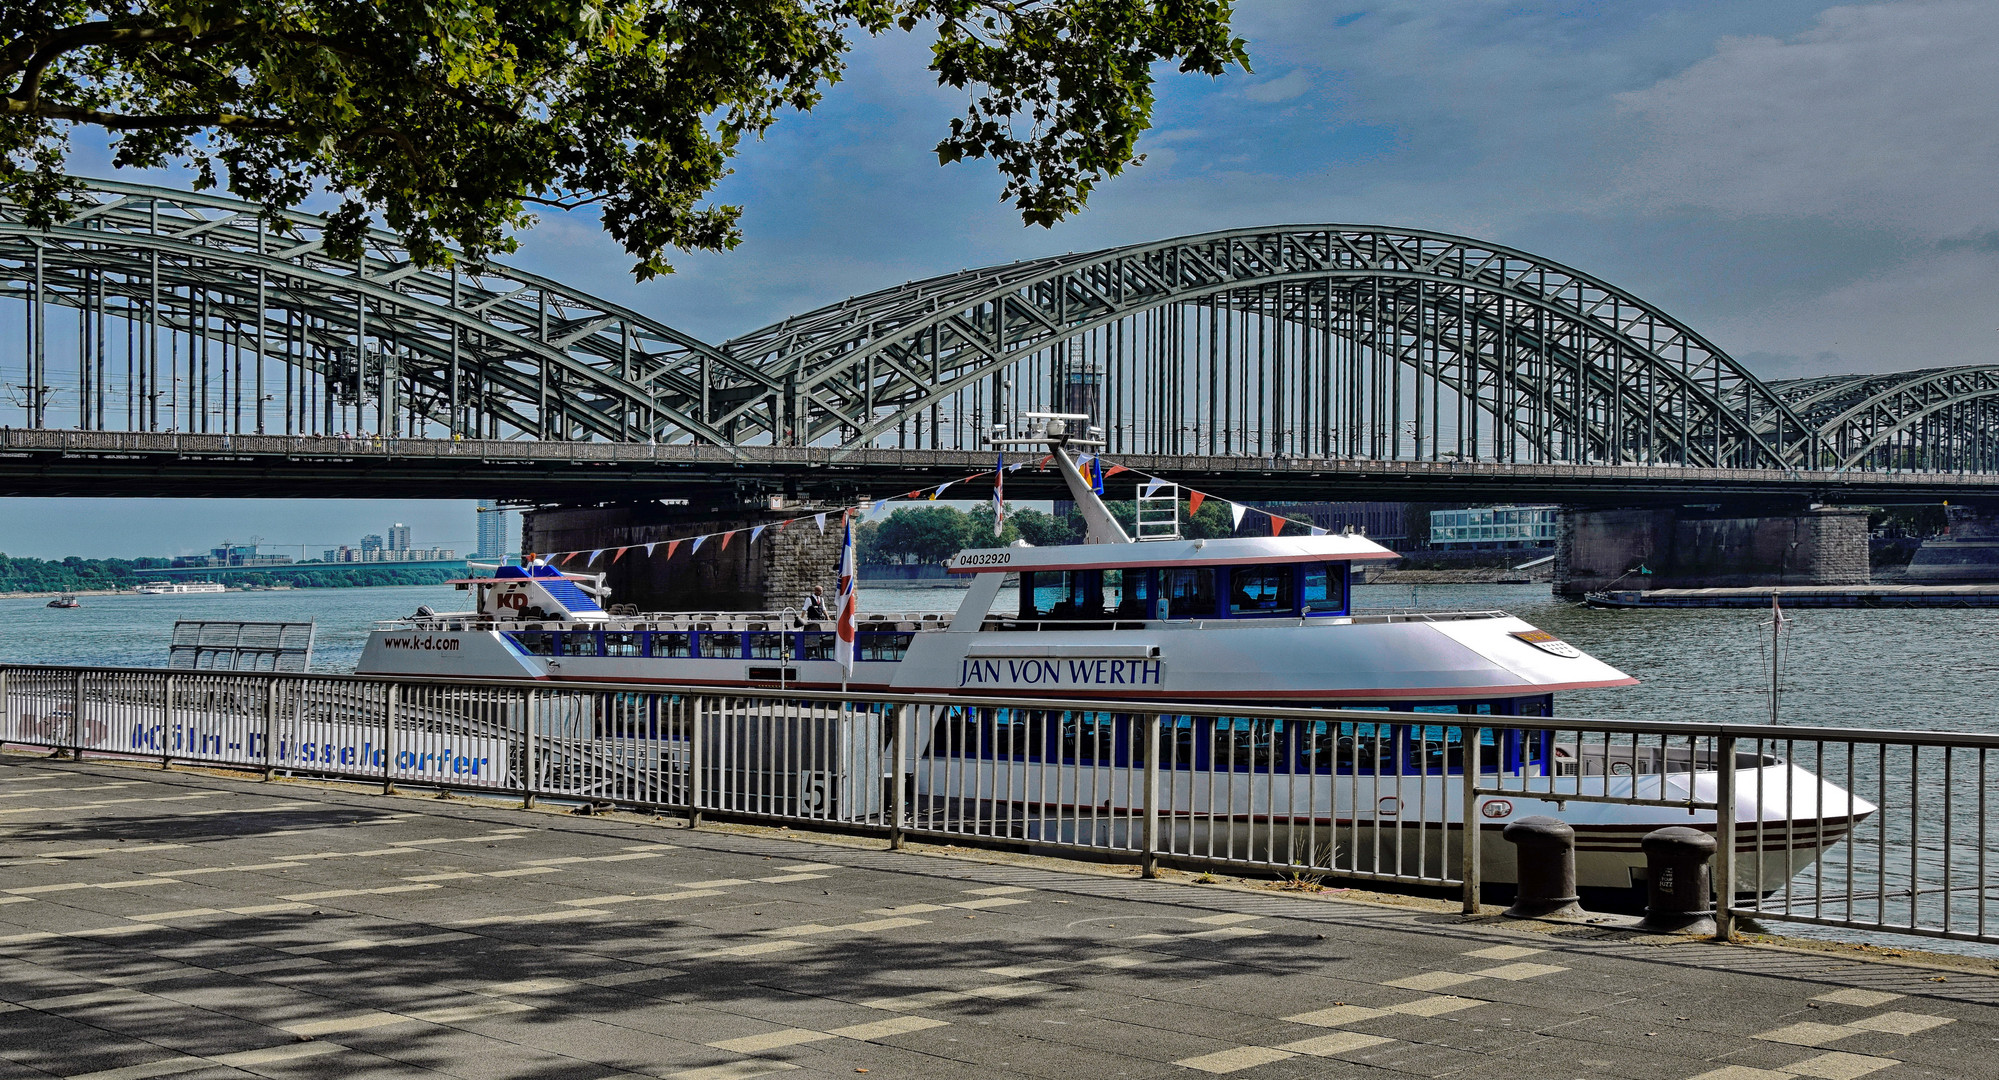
[1587,584,1999,609]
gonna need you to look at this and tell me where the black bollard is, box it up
[1636,826,1717,935]
[1502,816,1584,918]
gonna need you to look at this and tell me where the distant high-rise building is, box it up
[475,501,510,561]
[360,534,384,556]
[387,523,412,552]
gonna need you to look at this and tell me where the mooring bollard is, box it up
[1637,826,1717,935]
[1502,815,1584,918]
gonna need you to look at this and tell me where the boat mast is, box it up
[995,413,1131,545]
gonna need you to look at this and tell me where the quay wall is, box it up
[524,504,843,612]
[1555,506,1869,596]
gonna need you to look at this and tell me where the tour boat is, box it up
[45,594,79,609]
[135,580,227,595]
[357,415,1873,900]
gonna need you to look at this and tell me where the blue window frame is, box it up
[1225,565,1294,617]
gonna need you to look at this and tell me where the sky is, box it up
[13,0,1997,559]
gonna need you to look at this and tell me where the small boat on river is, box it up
[357,415,1873,901]
[45,595,79,609]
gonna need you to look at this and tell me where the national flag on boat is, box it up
[992,453,1006,537]
[834,512,858,676]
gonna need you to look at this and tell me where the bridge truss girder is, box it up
[1772,366,1999,471]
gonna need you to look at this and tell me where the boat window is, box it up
[1300,721,1399,774]
[556,632,599,657]
[861,631,913,661]
[1127,715,1198,767]
[1211,718,1285,771]
[697,632,742,659]
[1161,568,1216,619]
[648,632,690,658]
[987,710,1038,760]
[748,632,787,660]
[1060,713,1117,764]
[1301,565,1346,614]
[799,632,833,661]
[511,631,554,656]
[1109,570,1153,619]
[603,632,642,657]
[1020,570,1108,620]
[1228,566,1294,616]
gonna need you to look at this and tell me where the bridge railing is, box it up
[4,663,1997,949]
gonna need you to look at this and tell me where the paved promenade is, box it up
[3,756,1997,1080]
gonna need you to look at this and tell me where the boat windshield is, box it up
[1009,562,1348,623]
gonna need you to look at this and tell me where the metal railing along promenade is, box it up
[2,663,1996,949]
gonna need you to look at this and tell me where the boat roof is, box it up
[946,533,1399,574]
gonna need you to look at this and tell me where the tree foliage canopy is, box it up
[2,0,1247,276]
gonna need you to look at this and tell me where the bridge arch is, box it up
[1775,367,1999,471]
[723,226,1825,468]
[0,179,753,441]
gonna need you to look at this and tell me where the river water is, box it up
[1,581,1992,732]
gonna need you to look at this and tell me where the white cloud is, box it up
[1242,69,1312,103]
[1613,1,1999,238]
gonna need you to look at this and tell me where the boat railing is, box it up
[1,662,1989,951]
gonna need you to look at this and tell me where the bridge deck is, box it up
[4,429,1999,501]
[2,753,1994,1080]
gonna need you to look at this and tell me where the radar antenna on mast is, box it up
[990,413,1130,544]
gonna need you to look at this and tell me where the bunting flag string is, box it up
[518,451,1354,567]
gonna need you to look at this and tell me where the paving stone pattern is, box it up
[1,756,1995,1079]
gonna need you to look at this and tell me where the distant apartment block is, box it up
[388,523,412,552]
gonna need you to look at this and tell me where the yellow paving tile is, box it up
[1388,995,1484,1017]
[210,1042,346,1067]
[1188,913,1261,925]
[1468,961,1567,980]
[964,885,1034,895]
[947,896,1031,910]
[1382,971,1482,991]
[451,908,612,927]
[984,962,1068,978]
[1688,1068,1792,1080]
[827,1016,950,1040]
[285,1011,414,1037]
[1754,1022,1857,1048]
[700,939,815,958]
[1279,1031,1393,1056]
[1284,1004,1387,1027]
[666,1062,798,1080]
[707,1028,838,1053]
[837,916,928,932]
[1781,1051,1902,1080]
[408,999,536,1024]
[63,1058,210,1080]
[479,978,574,995]
[1843,1011,1953,1035]
[1173,1046,1298,1074]
[1461,944,1544,960]
[1812,989,1904,1008]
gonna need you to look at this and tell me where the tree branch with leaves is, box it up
[2,0,1247,277]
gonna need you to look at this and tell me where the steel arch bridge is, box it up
[0,176,1988,475]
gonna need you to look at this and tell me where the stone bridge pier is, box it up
[1553,505,1871,597]
[524,502,844,613]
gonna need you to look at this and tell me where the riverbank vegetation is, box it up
[0,553,455,593]
[859,500,1240,566]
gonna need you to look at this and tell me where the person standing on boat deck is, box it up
[803,586,829,621]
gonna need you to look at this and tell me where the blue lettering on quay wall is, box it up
[125,724,495,778]
[958,658,1163,688]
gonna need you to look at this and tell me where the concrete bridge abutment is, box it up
[524,503,843,613]
[1553,505,1870,597]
